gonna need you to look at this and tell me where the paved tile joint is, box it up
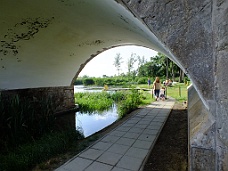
[55,99,175,171]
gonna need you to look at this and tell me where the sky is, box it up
[79,45,158,77]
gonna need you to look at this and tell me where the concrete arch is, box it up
[0,0,171,89]
[1,0,228,170]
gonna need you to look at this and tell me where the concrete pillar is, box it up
[188,85,216,171]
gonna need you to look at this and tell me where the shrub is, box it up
[94,78,105,86]
[83,78,95,86]
[137,77,150,84]
[74,79,83,85]
[117,89,141,118]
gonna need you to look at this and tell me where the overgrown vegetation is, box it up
[75,89,151,118]
[0,94,85,171]
[0,94,56,152]
[0,129,83,171]
[75,92,114,113]
[117,89,143,118]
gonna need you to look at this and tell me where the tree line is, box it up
[75,52,188,86]
[113,52,185,82]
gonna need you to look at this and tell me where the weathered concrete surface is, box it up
[122,0,228,170]
[188,85,216,171]
[1,86,75,114]
[122,0,213,107]
[0,0,173,90]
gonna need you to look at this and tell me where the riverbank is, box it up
[32,102,188,171]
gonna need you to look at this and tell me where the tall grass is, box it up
[75,90,150,119]
[75,92,113,113]
[0,93,86,171]
[0,128,84,171]
[0,94,56,152]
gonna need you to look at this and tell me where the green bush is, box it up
[83,78,95,86]
[117,89,142,118]
[94,78,105,86]
[137,77,148,84]
[74,78,83,85]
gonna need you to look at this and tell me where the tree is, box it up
[138,52,182,81]
[136,55,146,75]
[127,53,137,76]
[113,53,123,76]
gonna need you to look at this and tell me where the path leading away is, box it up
[55,98,175,171]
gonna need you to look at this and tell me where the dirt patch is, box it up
[143,102,188,171]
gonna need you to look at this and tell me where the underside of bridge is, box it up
[1,0,228,170]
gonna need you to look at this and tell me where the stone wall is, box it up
[122,0,214,102]
[0,86,75,114]
[188,85,216,171]
[121,1,228,170]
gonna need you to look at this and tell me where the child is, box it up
[159,87,166,101]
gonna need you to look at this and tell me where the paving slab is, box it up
[55,157,92,171]
[55,98,175,171]
[84,161,113,171]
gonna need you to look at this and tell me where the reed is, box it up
[0,94,56,152]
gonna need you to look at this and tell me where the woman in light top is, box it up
[153,77,162,101]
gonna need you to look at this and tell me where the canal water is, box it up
[74,85,119,138]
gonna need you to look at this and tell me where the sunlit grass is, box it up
[75,92,113,113]
[139,90,155,105]
[166,83,188,102]
[137,82,188,102]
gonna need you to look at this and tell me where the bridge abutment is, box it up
[1,86,75,115]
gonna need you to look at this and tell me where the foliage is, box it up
[94,77,105,86]
[117,89,142,118]
[113,53,123,76]
[82,78,95,85]
[139,90,154,105]
[137,77,151,84]
[0,129,84,171]
[0,94,56,152]
[75,92,114,113]
[74,78,83,85]
[74,89,152,118]
[127,53,137,77]
[110,91,127,102]
[137,53,182,81]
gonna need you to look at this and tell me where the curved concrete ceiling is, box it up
[0,0,178,90]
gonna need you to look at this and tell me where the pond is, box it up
[74,85,119,138]
[76,104,118,137]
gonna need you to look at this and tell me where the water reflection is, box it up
[74,85,119,138]
[76,104,118,137]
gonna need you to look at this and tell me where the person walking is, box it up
[153,77,162,101]
[148,78,151,88]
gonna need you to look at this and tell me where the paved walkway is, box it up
[55,98,175,171]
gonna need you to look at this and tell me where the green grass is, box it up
[137,82,188,102]
[75,90,153,118]
[138,90,155,105]
[0,129,84,171]
[165,83,188,102]
[75,92,114,113]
